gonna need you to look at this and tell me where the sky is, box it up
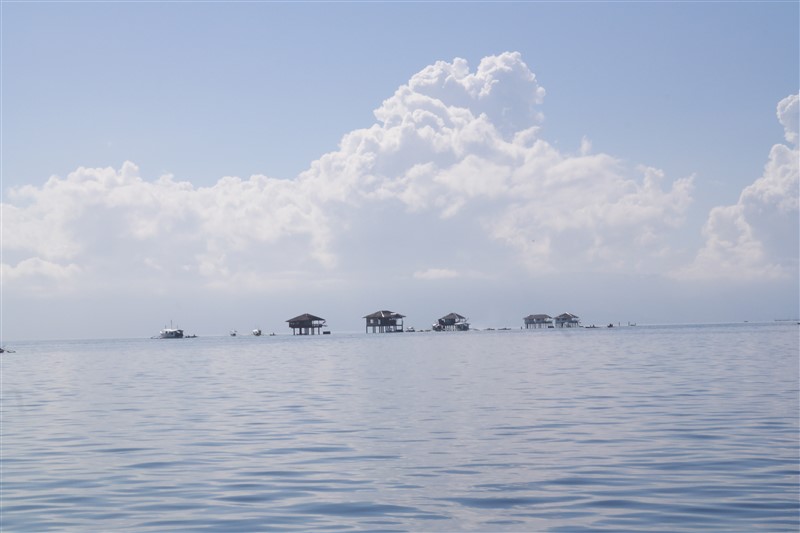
[2,2,798,340]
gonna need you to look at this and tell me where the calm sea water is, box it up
[2,323,798,532]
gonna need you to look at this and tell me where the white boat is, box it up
[230,329,238,337]
[159,327,184,339]
[252,329,262,336]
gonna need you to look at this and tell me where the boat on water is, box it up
[159,327,184,339]
[230,329,238,337]
[156,320,184,339]
[252,329,262,336]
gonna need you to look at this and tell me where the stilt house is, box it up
[554,312,580,328]
[287,313,326,335]
[524,314,553,329]
[433,312,470,331]
[364,310,405,333]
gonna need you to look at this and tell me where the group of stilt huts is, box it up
[285,310,582,335]
[159,311,583,338]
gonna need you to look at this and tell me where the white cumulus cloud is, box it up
[2,52,697,294]
[674,93,799,281]
[1,162,337,290]
[1,257,82,292]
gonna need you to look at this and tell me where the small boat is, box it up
[230,329,237,337]
[252,329,262,336]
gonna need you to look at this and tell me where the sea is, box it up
[2,323,798,532]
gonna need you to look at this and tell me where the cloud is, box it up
[304,52,693,275]
[2,162,337,291]
[413,268,460,280]
[2,52,696,295]
[778,92,799,145]
[1,257,82,289]
[375,52,546,140]
[674,93,799,281]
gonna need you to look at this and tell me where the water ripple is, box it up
[2,324,798,531]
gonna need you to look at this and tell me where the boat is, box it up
[252,329,262,336]
[159,327,184,339]
[156,320,185,339]
[230,329,237,337]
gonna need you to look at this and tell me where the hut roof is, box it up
[555,312,579,320]
[363,310,405,319]
[440,312,467,321]
[286,313,325,322]
[525,314,552,320]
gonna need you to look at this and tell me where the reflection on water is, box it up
[2,324,798,531]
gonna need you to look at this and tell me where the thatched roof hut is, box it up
[433,312,470,331]
[554,312,580,328]
[287,313,326,335]
[364,310,405,333]
[524,314,553,328]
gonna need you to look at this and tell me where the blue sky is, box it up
[2,2,798,340]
